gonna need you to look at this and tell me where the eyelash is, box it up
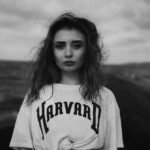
[54,43,84,49]
[72,43,83,49]
[55,44,65,49]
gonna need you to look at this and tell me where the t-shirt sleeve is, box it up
[103,89,124,150]
[9,93,33,149]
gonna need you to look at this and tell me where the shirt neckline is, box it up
[53,83,81,90]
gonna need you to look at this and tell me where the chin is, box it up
[62,67,79,73]
[63,69,78,72]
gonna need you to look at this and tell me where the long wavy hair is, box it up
[27,12,106,104]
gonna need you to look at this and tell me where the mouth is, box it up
[64,61,75,66]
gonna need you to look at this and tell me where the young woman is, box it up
[9,12,124,150]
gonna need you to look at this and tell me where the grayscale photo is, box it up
[0,0,150,150]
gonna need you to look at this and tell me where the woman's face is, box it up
[53,28,86,73]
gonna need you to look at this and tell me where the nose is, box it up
[65,45,72,58]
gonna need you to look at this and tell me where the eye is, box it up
[72,41,84,49]
[72,43,83,49]
[54,42,65,49]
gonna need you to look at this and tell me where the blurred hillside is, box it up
[0,60,150,150]
[104,63,150,92]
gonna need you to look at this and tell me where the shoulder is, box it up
[99,87,121,123]
[99,86,119,109]
[100,86,116,101]
[38,84,53,100]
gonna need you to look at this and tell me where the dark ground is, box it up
[0,61,150,150]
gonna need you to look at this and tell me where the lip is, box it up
[64,61,75,66]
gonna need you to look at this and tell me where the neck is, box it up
[60,71,80,85]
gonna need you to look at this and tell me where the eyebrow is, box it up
[54,40,85,43]
[72,40,85,44]
[54,41,65,44]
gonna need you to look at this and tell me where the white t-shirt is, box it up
[9,84,124,150]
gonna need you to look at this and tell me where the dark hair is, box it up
[27,12,106,104]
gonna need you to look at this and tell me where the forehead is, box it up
[53,29,85,42]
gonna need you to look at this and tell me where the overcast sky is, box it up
[0,0,150,64]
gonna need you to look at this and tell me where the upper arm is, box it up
[11,148,32,150]
[9,94,33,149]
[103,89,124,150]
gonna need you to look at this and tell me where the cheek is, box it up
[53,50,61,62]
[53,53,61,68]
[80,48,86,59]
[77,49,86,64]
